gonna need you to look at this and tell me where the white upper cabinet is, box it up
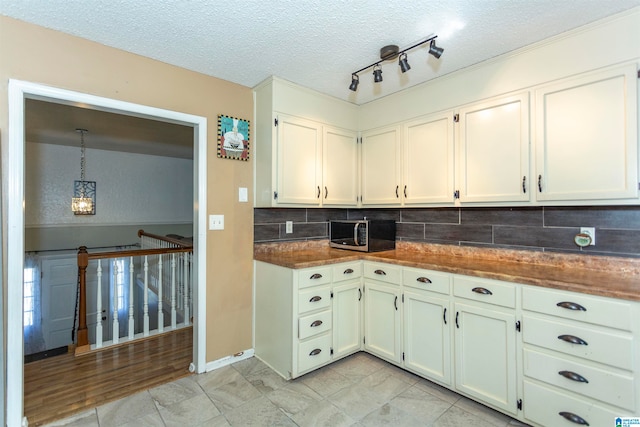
[403,112,455,204]
[457,93,530,203]
[534,64,638,202]
[275,114,322,205]
[323,126,359,206]
[361,125,402,205]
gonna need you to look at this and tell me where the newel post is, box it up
[77,246,89,347]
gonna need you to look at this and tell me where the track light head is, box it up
[399,53,411,73]
[373,65,383,83]
[429,39,444,59]
[349,74,359,91]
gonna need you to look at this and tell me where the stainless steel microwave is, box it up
[329,220,396,252]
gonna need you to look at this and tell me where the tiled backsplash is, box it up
[254,206,640,257]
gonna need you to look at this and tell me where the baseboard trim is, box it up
[205,348,255,372]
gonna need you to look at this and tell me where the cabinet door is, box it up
[458,93,530,203]
[276,114,322,204]
[454,302,518,415]
[323,126,359,206]
[332,280,362,359]
[363,280,402,364]
[403,113,455,204]
[535,64,638,201]
[361,125,402,205]
[403,289,451,386]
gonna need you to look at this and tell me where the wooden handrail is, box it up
[138,229,193,249]
[87,246,191,261]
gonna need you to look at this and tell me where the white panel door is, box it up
[535,64,638,201]
[323,126,359,206]
[458,93,530,203]
[276,114,322,204]
[41,256,77,350]
[363,280,401,364]
[361,125,402,205]
[403,112,455,204]
[332,280,362,359]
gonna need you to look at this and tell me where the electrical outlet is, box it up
[580,227,595,245]
[285,221,293,234]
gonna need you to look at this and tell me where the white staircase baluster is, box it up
[143,255,150,336]
[112,260,119,344]
[171,253,177,328]
[96,260,103,348]
[158,255,164,332]
[183,252,189,325]
[128,256,135,339]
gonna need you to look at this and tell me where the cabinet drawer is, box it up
[453,276,516,308]
[523,286,633,331]
[298,310,332,340]
[298,333,332,374]
[363,262,401,285]
[403,267,450,295]
[524,380,622,427]
[298,285,331,314]
[523,315,633,370]
[332,262,362,283]
[298,267,332,289]
[524,348,635,411]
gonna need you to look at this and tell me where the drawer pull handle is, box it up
[309,296,322,303]
[471,287,492,295]
[558,411,589,426]
[557,301,587,311]
[417,277,432,284]
[558,334,588,346]
[309,348,322,356]
[310,320,323,327]
[558,370,589,383]
[344,268,354,274]
[374,269,386,276]
[310,273,323,280]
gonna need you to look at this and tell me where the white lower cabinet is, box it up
[332,262,363,359]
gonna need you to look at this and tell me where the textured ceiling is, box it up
[2,1,639,157]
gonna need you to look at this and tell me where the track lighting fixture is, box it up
[398,53,410,73]
[349,74,359,91]
[348,35,443,91]
[373,65,383,83]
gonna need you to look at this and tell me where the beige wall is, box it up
[0,16,254,361]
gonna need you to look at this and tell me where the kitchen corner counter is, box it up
[255,240,640,301]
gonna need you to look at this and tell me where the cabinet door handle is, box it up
[558,370,589,383]
[522,176,527,194]
[538,175,543,192]
[317,186,321,199]
[472,287,493,295]
[404,185,407,198]
[309,295,322,302]
[558,411,589,425]
[395,185,399,198]
[443,307,447,325]
[394,296,398,311]
[558,334,588,346]
[309,348,322,356]
[455,311,459,329]
[374,269,386,276]
[557,301,587,311]
[324,186,328,199]
[310,273,323,280]
[417,277,432,284]
[344,268,354,275]
[310,320,323,328]
[358,288,362,301]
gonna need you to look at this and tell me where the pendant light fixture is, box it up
[71,128,95,215]
[349,35,444,91]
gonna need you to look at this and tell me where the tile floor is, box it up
[44,352,530,427]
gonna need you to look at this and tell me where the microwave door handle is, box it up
[353,222,359,246]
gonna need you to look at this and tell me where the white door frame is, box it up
[7,79,208,427]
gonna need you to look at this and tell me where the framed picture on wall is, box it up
[217,115,250,161]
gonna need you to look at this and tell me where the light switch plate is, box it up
[209,214,224,230]
[239,187,248,202]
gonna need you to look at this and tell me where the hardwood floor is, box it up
[24,327,193,426]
